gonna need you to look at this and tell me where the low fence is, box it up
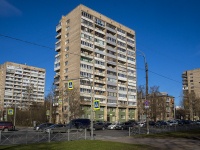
[129,124,200,136]
[0,129,90,145]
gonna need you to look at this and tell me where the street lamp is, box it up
[137,49,149,134]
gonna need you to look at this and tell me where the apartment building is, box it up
[0,62,45,114]
[182,68,200,120]
[54,4,137,123]
[138,92,175,122]
[182,68,200,98]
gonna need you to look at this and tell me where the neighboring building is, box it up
[0,62,45,119]
[54,4,137,123]
[182,68,200,98]
[182,68,200,120]
[138,92,175,122]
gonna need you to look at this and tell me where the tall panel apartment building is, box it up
[0,62,45,118]
[54,4,137,123]
[182,68,200,98]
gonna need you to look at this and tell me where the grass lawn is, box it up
[0,140,154,150]
[134,128,200,139]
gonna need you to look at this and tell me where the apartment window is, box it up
[117,41,126,47]
[65,54,69,58]
[95,60,104,65]
[80,71,92,78]
[82,11,93,20]
[128,88,136,92]
[66,33,69,38]
[107,92,117,97]
[80,64,93,70]
[81,40,93,48]
[95,18,105,27]
[107,77,117,83]
[66,19,70,24]
[80,88,91,93]
[81,18,93,27]
[106,23,116,30]
[66,26,70,31]
[117,47,126,53]
[118,53,126,59]
[121,115,125,119]
[65,76,68,80]
[117,28,126,34]
[65,40,69,44]
[107,85,117,90]
[119,87,126,91]
[98,114,103,119]
[65,46,69,51]
[65,61,68,66]
[127,50,134,56]
[127,57,134,62]
[190,80,193,82]
[95,38,105,46]
[117,34,126,41]
[107,37,116,43]
[119,94,127,98]
[127,38,134,44]
[127,45,134,51]
[118,73,126,78]
[81,33,93,41]
[128,95,135,99]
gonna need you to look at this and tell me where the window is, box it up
[117,41,126,47]
[66,26,70,31]
[82,11,93,20]
[95,38,105,46]
[95,60,104,65]
[107,92,117,97]
[117,28,126,34]
[65,46,69,51]
[107,77,117,83]
[81,18,93,27]
[117,34,126,41]
[95,18,105,27]
[65,61,68,66]
[81,40,93,48]
[65,54,69,58]
[81,33,93,41]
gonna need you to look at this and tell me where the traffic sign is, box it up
[94,100,100,111]
[8,109,13,115]
[68,80,73,90]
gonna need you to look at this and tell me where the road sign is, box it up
[68,80,73,90]
[8,109,13,115]
[144,100,149,109]
[94,100,100,111]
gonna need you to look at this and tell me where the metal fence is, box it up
[129,124,200,136]
[0,129,90,145]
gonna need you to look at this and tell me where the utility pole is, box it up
[145,62,149,134]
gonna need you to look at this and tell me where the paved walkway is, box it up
[96,136,200,150]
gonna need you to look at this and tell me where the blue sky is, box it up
[0,0,200,106]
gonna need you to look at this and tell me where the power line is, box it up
[0,33,195,87]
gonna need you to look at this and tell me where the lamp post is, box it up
[13,99,17,130]
[137,49,149,134]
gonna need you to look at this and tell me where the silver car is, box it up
[45,124,67,133]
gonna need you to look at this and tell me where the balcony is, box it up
[94,64,106,69]
[94,71,105,77]
[55,45,61,52]
[94,79,106,84]
[106,46,116,53]
[106,40,116,46]
[106,53,116,59]
[118,57,126,62]
[107,66,116,72]
[107,81,117,86]
[94,86,106,91]
[56,32,61,39]
[54,66,60,72]
[56,23,61,32]
[106,26,116,34]
[118,76,127,81]
[81,53,93,59]
[94,48,106,55]
[118,97,127,101]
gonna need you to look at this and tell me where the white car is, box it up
[107,123,117,130]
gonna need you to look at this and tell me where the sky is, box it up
[0,0,200,106]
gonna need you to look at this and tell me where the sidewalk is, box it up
[96,136,200,150]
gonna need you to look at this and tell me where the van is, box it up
[68,118,90,129]
[0,121,13,131]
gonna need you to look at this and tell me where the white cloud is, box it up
[0,0,22,17]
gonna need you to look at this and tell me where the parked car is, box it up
[0,121,13,131]
[35,123,54,131]
[123,121,138,130]
[69,118,91,129]
[103,122,112,129]
[93,122,105,130]
[196,120,200,125]
[45,124,67,133]
[155,121,168,127]
[167,120,178,126]
[115,122,125,130]
[138,122,145,127]
[107,123,118,130]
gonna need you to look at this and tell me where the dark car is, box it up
[35,123,54,131]
[155,121,168,127]
[93,122,105,130]
[115,122,125,130]
[69,118,90,129]
[123,121,138,130]
[0,121,13,131]
[45,124,67,133]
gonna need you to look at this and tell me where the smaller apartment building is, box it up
[0,62,45,115]
[138,92,175,122]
